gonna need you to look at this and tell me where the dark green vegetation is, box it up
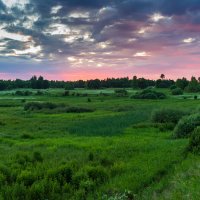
[1,74,200,91]
[0,87,199,199]
[131,89,166,99]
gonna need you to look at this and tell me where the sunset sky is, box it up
[0,0,200,80]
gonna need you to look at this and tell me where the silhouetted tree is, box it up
[160,74,165,80]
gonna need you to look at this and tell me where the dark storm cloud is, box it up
[1,0,200,80]
[158,0,200,15]
[0,0,6,12]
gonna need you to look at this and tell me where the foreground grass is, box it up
[139,154,200,200]
[0,88,198,199]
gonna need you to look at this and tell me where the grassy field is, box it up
[0,88,199,199]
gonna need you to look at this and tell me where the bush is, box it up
[72,171,88,189]
[87,98,91,102]
[158,123,176,132]
[48,165,73,185]
[171,88,183,95]
[24,102,94,113]
[86,166,108,185]
[32,152,43,162]
[64,107,94,113]
[170,85,177,90]
[15,91,32,96]
[21,133,33,139]
[194,95,198,100]
[17,170,36,186]
[173,114,200,138]
[114,89,128,97]
[24,102,57,111]
[29,178,60,200]
[151,108,186,124]
[188,127,200,153]
[35,90,44,96]
[63,90,70,96]
[131,89,166,99]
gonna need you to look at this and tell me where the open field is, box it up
[0,88,199,199]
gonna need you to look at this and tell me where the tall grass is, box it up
[68,110,149,136]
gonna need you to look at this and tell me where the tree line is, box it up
[0,74,200,92]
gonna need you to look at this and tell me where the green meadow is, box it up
[0,88,199,199]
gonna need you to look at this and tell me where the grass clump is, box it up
[20,133,33,139]
[173,114,200,138]
[188,127,200,153]
[15,90,33,96]
[131,89,166,99]
[114,89,128,97]
[24,102,57,111]
[171,88,183,95]
[64,107,94,113]
[151,108,187,124]
[24,102,94,113]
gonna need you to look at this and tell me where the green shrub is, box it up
[188,127,200,153]
[100,157,114,167]
[158,123,175,132]
[171,88,183,95]
[72,171,88,189]
[194,95,198,100]
[24,102,57,111]
[64,107,94,113]
[29,179,60,200]
[88,152,94,161]
[173,114,200,138]
[48,165,73,185]
[170,85,177,90]
[79,180,95,193]
[32,152,43,163]
[114,89,128,97]
[131,89,166,99]
[63,90,70,96]
[0,172,6,188]
[15,153,31,166]
[35,90,44,95]
[87,98,91,102]
[151,108,186,124]
[21,134,33,139]
[11,183,27,200]
[86,166,108,185]
[0,165,12,183]
[17,170,36,186]
[15,90,32,96]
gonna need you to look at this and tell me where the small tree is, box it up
[160,74,165,80]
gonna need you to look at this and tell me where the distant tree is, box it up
[160,74,165,80]
[65,82,74,90]
[176,77,189,90]
[185,77,200,92]
[37,76,44,89]
[29,76,50,89]
[86,79,101,89]
[30,76,37,89]
[0,80,7,90]
[132,76,138,88]
[156,79,174,88]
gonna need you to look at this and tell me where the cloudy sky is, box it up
[0,0,200,80]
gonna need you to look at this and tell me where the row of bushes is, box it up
[14,90,46,96]
[131,89,166,99]
[151,108,200,153]
[24,102,94,113]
